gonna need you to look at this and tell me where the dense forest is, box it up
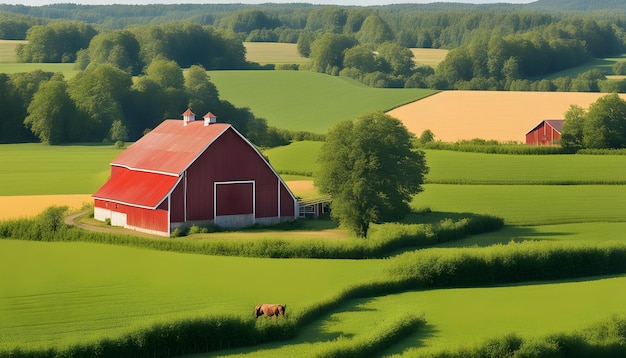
[1,1,626,144]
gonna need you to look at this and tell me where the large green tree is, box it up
[583,93,626,149]
[560,104,586,152]
[316,112,429,238]
[68,63,133,141]
[184,64,220,113]
[16,21,98,63]
[309,33,357,74]
[24,74,74,144]
[78,30,142,74]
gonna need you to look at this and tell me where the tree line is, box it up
[0,59,306,146]
[5,5,626,90]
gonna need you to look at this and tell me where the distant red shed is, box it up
[93,110,298,236]
[525,119,564,146]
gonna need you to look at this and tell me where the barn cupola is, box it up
[203,112,217,126]
[182,108,195,126]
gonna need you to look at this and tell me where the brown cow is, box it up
[254,304,286,318]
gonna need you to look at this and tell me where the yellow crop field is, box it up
[388,90,626,142]
[242,42,447,68]
[0,194,92,220]
[410,48,448,68]
[0,40,26,63]
[243,42,309,65]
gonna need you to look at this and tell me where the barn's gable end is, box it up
[525,119,564,146]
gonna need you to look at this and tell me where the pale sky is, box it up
[4,1,537,7]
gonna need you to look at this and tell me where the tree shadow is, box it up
[431,225,574,248]
[399,210,575,249]
[297,297,378,343]
[381,323,439,356]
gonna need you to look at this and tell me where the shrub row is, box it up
[4,315,296,358]
[387,241,626,288]
[420,141,626,156]
[0,208,503,259]
[420,141,566,155]
[427,178,626,185]
[427,314,626,358]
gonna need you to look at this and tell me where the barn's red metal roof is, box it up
[93,169,180,208]
[526,119,564,135]
[113,120,230,175]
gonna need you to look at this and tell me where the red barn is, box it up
[93,110,298,236]
[525,119,564,146]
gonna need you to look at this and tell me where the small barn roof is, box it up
[112,120,230,175]
[93,170,180,209]
[525,119,564,135]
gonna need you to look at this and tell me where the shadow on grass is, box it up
[380,323,439,356]
[431,225,574,248]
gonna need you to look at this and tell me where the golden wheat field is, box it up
[0,194,92,220]
[388,91,626,142]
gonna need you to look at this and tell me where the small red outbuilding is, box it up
[93,110,298,236]
[525,119,564,146]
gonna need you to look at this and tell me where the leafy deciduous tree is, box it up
[25,74,74,144]
[583,93,626,149]
[560,104,586,152]
[316,111,429,238]
[309,33,356,74]
[68,63,133,141]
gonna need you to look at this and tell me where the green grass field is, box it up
[0,144,122,196]
[206,275,626,357]
[265,143,626,184]
[540,54,626,80]
[0,239,384,351]
[207,70,436,133]
[415,184,626,225]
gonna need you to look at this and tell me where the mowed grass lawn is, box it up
[207,70,436,133]
[0,240,384,351]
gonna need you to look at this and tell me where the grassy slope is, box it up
[207,70,436,133]
[539,54,626,80]
[0,239,384,351]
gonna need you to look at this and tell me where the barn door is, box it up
[111,211,127,228]
[214,181,255,228]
